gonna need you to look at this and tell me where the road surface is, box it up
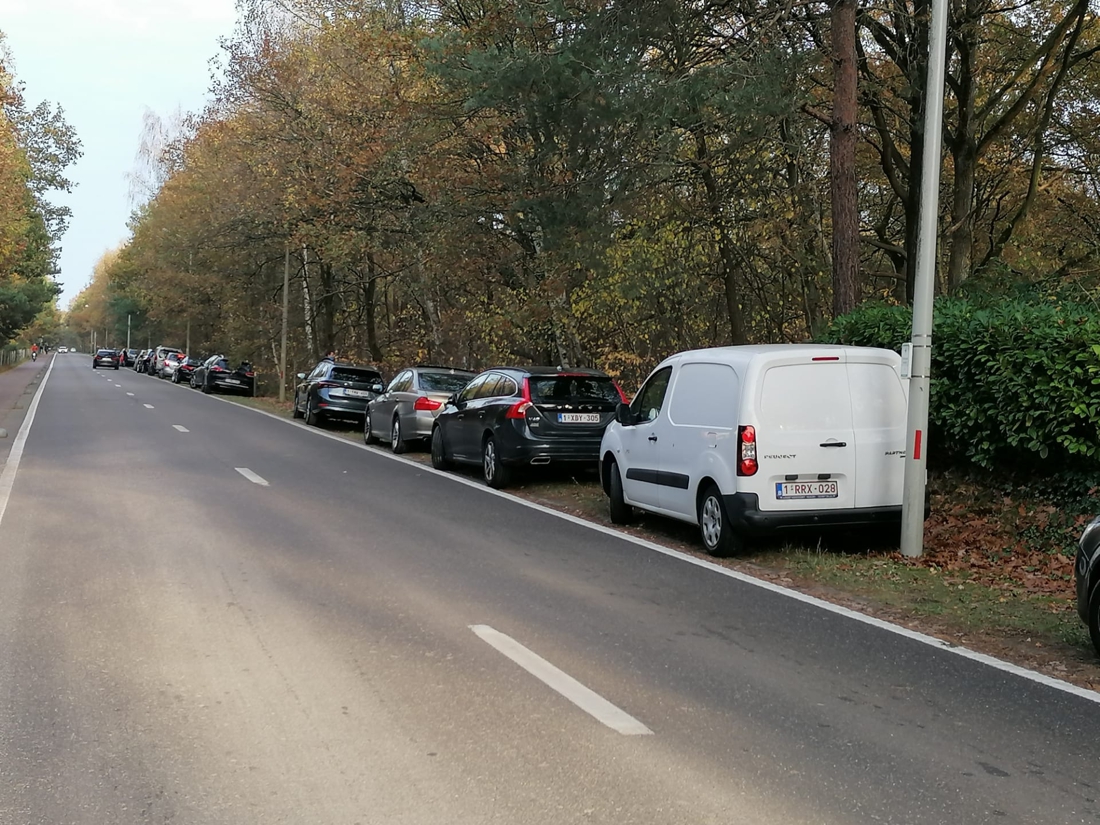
[0,355,1096,824]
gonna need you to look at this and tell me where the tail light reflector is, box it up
[415,396,442,411]
[613,382,629,404]
[211,365,226,373]
[505,377,533,419]
[738,425,758,476]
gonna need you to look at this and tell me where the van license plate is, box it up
[776,481,838,500]
[558,413,600,423]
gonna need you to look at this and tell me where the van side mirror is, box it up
[616,402,636,426]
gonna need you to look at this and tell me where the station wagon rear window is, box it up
[332,368,381,383]
[528,376,618,404]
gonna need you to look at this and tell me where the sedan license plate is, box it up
[345,389,370,398]
[558,413,601,424]
[776,480,838,500]
[225,378,241,384]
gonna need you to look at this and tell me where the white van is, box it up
[599,345,909,556]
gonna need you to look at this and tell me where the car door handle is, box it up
[648,435,658,442]
[820,441,847,448]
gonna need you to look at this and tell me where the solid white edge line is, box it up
[470,624,652,735]
[206,393,1100,705]
[173,425,189,433]
[235,467,269,486]
[0,359,55,529]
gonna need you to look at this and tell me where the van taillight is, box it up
[738,425,758,476]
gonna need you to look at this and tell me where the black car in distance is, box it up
[191,355,255,395]
[92,349,119,369]
[173,356,203,385]
[293,360,385,427]
[430,367,624,488]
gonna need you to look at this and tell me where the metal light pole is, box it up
[901,0,950,558]
[127,314,132,352]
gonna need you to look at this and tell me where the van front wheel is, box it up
[698,485,742,558]
[608,462,635,525]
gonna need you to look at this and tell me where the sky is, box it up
[0,0,240,309]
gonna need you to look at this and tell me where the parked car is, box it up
[133,349,150,372]
[149,346,183,377]
[92,348,119,370]
[430,367,623,488]
[599,345,909,557]
[365,365,475,453]
[191,355,255,395]
[158,351,186,380]
[1076,517,1100,654]
[118,348,138,367]
[173,355,203,385]
[293,360,385,426]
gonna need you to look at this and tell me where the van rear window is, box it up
[760,364,853,431]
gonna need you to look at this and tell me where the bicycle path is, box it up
[0,355,50,462]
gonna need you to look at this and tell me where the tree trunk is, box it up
[947,0,978,292]
[364,253,383,362]
[830,0,860,318]
[300,246,315,360]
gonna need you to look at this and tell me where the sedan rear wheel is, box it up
[1088,583,1100,656]
[482,436,512,489]
[390,416,407,454]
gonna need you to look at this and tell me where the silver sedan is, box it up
[365,366,475,453]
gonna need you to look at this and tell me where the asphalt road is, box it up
[0,355,1097,824]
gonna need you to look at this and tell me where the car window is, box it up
[386,371,410,393]
[418,372,473,393]
[478,374,505,398]
[308,362,329,380]
[667,363,739,429]
[457,374,487,403]
[631,366,673,424]
[394,371,414,392]
[497,377,519,398]
[529,375,618,404]
[331,367,381,384]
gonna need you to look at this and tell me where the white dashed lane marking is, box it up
[143,404,154,409]
[172,425,189,433]
[234,468,269,487]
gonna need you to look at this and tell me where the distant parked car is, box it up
[149,346,183,377]
[118,348,138,367]
[158,351,186,379]
[293,360,385,427]
[365,365,475,453]
[191,355,255,395]
[173,355,203,385]
[1077,516,1100,654]
[133,349,150,372]
[430,367,623,488]
[92,349,119,370]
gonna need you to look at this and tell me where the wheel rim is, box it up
[484,441,495,482]
[432,430,443,461]
[391,418,400,449]
[701,496,722,548]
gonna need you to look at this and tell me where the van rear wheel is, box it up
[698,485,742,558]
[608,462,635,525]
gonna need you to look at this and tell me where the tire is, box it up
[363,410,379,443]
[201,378,212,395]
[482,436,512,489]
[292,393,304,419]
[190,375,197,389]
[430,426,450,470]
[608,461,635,525]
[697,484,743,558]
[172,371,179,384]
[390,416,407,454]
[305,397,320,427]
[1089,582,1100,656]
[92,364,97,369]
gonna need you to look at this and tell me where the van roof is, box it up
[666,344,898,366]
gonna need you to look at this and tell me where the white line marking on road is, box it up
[126,392,134,396]
[114,383,121,387]
[210,395,1100,705]
[143,403,154,409]
[470,625,652,735]
[173,425,189,433]
[235,467,269,486]
[0,358,55,530]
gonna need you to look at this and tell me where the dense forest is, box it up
[0,35,80,351]
[66,0,1100,390]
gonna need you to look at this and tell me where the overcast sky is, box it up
[0,0,239,308]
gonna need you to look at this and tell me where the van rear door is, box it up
[753,357,856,512]
[846,357,908,508]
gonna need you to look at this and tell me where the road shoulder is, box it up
[0,357,50,466]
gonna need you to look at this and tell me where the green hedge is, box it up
[822,298,1100,479]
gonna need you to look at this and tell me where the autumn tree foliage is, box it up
[94,0,1100,390]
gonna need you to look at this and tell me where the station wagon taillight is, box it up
[737,425,758,476]
[415,396,442,411]
[505,377,533,419]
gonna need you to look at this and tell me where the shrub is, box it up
[822,298,1100,482]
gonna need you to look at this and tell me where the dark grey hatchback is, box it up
[430,367,625,488]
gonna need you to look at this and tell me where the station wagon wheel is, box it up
[363,410,379,443]
[608,461,635,525]
[482,436,512,489]
[698,484,742,558]
[430,426,450,470]
[305,396,320,427]
[390,416,407,454]
[292,392,304,419]
[1089,582,1100,656]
